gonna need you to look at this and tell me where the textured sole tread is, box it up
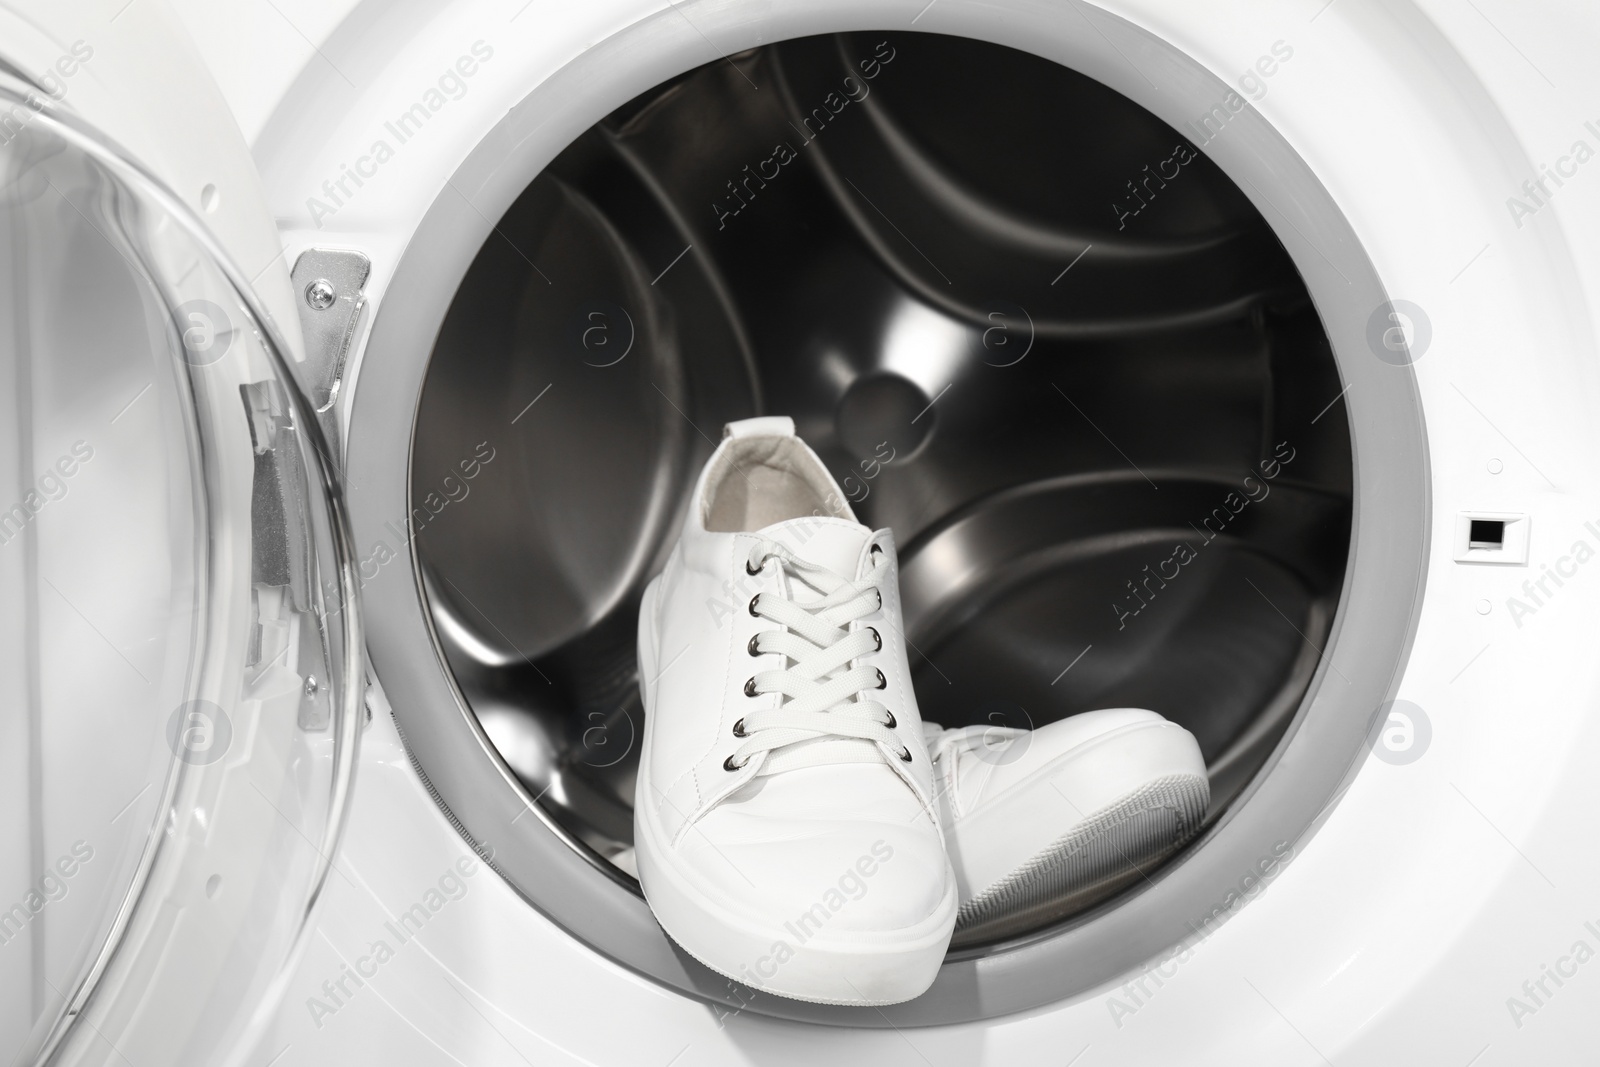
[954,773,1209,941]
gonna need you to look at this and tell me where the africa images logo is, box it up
[167,700,233,766]
[0,841,95,949]
[711,40,897,230]
[1113,442,1297,630]
[305,856,483,1029]
[0,440,94,549]
[172,299,237,366]
[305,41,495,228]
[729,841,895,991]
[1366,299,1432,366]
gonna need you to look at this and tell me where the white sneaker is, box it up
[634,416,956,1005]
[924,709,1209,938]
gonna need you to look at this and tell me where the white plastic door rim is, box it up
[0,76,364,1067]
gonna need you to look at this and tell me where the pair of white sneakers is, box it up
[634,418,1209,1005]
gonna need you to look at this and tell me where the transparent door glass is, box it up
[0,81,362,1066]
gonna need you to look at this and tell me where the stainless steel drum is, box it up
[408,31,1351,940]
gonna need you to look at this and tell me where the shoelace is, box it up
[727,538,909,776]
[922,723,1027,818]
[923,722,1026,767]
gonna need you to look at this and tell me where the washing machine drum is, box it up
[0,76,362,1065]
[420,29,1350,892]
[357,22,1425,1025]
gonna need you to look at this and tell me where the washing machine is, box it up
[4,0,1599,1063]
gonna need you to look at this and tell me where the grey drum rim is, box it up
[345,0,1429,1026]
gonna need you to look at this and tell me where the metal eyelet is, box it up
[874,668,887,690]
[898,746,913,763]
[746,557,762,576]
[744,677,759,698]
[873,589,883,612]
[867,626,882,651]
[723,754,747,772]
[748,594,762,618]
[732,718,747,738]
[883,711,897,729]
[747,634,762,657]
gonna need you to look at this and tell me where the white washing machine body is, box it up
[6,0,1600,1064]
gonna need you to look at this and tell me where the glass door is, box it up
[0,77,363,1067]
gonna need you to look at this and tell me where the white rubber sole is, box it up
[633,577,957,1006]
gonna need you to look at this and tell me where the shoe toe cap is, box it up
[680,771,952,935]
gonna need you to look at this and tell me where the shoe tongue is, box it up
[760,516,870,581]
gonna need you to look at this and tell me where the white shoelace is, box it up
[728,538,909,776]
[921,723,1027,818]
